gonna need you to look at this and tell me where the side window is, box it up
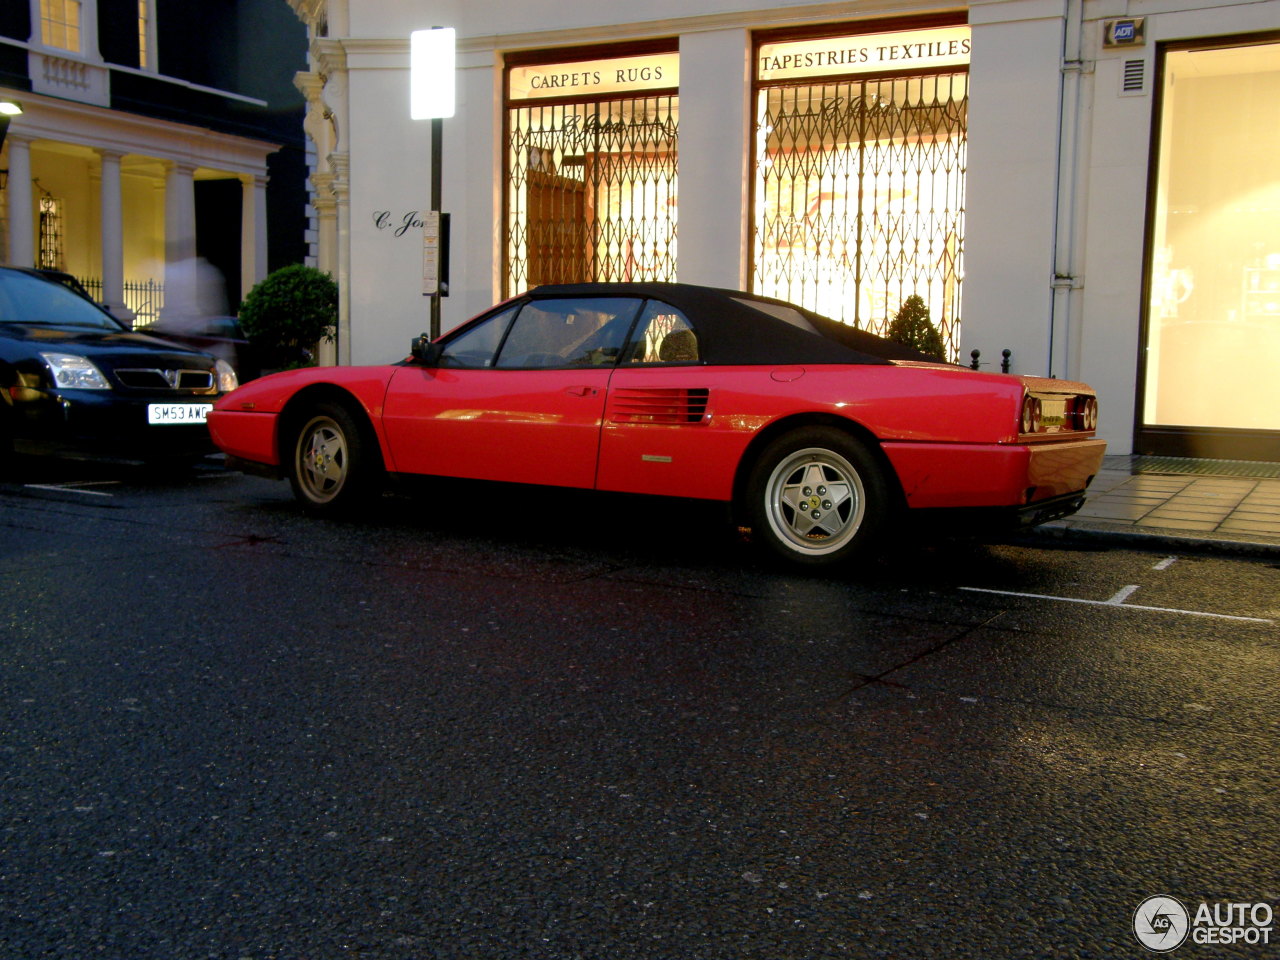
[625,301,700,364]
[495,298,642,369]
[438,305,518,368]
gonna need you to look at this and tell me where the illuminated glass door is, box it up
[1141,38,1280,459]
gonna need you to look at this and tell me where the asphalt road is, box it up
[1,462,1277,960]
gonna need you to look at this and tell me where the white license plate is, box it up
[147,403,213,425]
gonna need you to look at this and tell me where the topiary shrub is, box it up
[887,294,946,359]
[238,265,337,368]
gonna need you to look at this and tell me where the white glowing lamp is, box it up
[410,28,456,120]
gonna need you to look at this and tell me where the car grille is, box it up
[114,368,215,391]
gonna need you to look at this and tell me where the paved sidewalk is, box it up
[1032,455,1280,555]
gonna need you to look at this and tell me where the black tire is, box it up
[745,427,891,567]
[287,401,382,515]
[0,416,15,481]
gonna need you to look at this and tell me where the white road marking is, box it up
[23,482,117,498]
[1153,556,1178,571]
[959,586,1273,623]
[1106,584,1141,605]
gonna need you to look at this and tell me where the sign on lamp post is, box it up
[410,27,455,338]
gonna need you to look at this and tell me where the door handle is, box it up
[565,385,596,397]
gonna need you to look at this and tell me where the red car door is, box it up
[381,296,641,489]
[382,365,612,488]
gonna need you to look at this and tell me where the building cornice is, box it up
[0,88,279,174]
[468,1,960,50]
[0,35,268,106]
[336,1,961,63]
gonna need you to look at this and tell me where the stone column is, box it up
[97,149,130,320]
[675,29,751,289]
[162,160,198,316]
[240,173,269,300]
[328,153,351,366]
[311,171,338,365]
[5,134,34,267]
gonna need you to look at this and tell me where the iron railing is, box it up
[78,277,165,327]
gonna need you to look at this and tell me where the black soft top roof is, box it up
[527,282,939,366]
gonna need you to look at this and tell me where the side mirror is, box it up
[410,333,443,366]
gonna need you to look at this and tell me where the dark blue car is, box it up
[0,266,238,467]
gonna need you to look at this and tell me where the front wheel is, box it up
[287,402,381,515]
[745,428,892,567]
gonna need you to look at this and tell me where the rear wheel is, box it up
[287,401,381,515]
[746,427,891,567]
[0,415,14,480]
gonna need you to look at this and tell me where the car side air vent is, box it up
[610,387,710,424]
[686,388,710,421]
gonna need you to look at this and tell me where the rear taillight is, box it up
[1020,394,1041,434]
[1080,396,1098,431]
[1021,393,1097,434]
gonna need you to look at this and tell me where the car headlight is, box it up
[39,352,111,390]
[215,358,239,393]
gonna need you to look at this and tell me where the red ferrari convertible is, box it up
[209,283,1105,566]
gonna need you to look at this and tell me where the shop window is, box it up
[505,46,679,296]
[1141,37,1280,445]
[753,22,968,357]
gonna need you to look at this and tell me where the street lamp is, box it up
[410,28,455,339]
[0,99,23,159]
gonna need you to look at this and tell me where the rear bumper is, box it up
[883,437,1107,510]
[907,490,1091,535]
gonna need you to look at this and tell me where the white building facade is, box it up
[289,0,1280,461]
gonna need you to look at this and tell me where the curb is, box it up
[1020,521,1280,558]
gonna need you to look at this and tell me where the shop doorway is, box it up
[1139,36,1280,461]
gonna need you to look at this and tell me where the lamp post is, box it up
[410,28,456,340]
[0,101,24,201]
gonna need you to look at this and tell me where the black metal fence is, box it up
[78,277,165,327]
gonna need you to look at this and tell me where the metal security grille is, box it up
[38,196,66,272]
[753,71,967,356]
[506,95,677,296]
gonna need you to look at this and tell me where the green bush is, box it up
[238,265,337,361]
[887,294,946,359]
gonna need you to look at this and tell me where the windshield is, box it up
[0,270,124,331]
